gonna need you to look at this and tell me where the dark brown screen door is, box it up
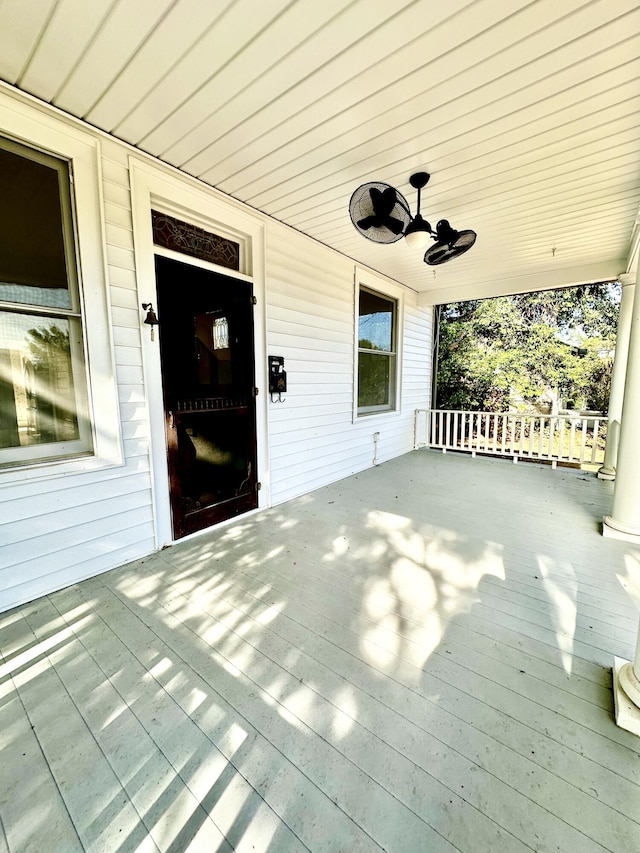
[155,254,258,539]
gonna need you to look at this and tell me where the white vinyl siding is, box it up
[266,225,431,505]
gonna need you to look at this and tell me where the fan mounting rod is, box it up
[409,172,430,219]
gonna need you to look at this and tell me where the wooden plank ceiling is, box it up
[1,0,639,302]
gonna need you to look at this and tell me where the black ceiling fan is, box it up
[349,171,476,265]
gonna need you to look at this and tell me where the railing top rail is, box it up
[417,409,607,421]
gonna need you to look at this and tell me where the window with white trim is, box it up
[0,136,92,466]
[357,285,398,415]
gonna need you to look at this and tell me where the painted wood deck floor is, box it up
[2,450,640,853]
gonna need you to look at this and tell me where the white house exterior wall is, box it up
[0,90,432,613]
[266,226,432,504]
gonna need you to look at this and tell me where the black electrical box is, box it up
[268,355,287,394]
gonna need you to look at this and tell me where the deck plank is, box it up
[2,451,640,852]
[91,574,460,853]
[149,549,640,844]
[127,556,640,853]
[0,622,84,853]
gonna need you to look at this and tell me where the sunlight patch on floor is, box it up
[0,613,93,679]
[360,511,505,681]
[254,602,284,625]
[538,555,577,676]
[281,683,316,724]
[147,656,173,679]
[330,685,358,741]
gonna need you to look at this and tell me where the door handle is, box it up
[169,410,176,429]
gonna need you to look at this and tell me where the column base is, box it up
[603,516,640,544]
[613,658,640,737]
[597,465,616,481]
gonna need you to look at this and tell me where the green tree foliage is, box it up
[435,283,620,413]
[358,339,391,407]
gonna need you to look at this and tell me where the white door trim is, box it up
[129,157,270,547]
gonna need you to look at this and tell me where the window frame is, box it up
[0,137,93,466]
[0,90,122,482]
[354,268,404,419]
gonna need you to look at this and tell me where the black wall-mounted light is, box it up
[142,302,159,340]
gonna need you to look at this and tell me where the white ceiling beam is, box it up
[418,261,625,306]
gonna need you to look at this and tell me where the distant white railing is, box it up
[415,409,608,468]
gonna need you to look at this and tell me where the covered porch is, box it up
[2,450,639,852]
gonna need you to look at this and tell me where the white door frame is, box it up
[129,157,270,548]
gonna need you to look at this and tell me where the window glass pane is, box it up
[0,144,71,310]
[0,311,79,449]
[358,351,394,408]
[359,289,394,352]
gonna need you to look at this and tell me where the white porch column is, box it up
[603,265,640,543]
[598,275,635,480]
[609,269,640,734]
[614,628,640,736]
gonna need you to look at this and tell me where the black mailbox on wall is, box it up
[268,356,287,396]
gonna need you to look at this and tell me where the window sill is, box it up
[357,408,401,419]
[0,451,125,486]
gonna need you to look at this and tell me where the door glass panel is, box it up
[195,312,233,389]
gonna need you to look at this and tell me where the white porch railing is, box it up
[414,409,608,468]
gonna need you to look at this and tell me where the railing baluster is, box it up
[580,418,588,462]
[569,419,577,461]
[518,417,524,456]
[591,419,600,464]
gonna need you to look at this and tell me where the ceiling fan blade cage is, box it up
[424,229,477,266]
[349,182,411,244]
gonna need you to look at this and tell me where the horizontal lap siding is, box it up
[265,225,432,506]
[0,139,155,612]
